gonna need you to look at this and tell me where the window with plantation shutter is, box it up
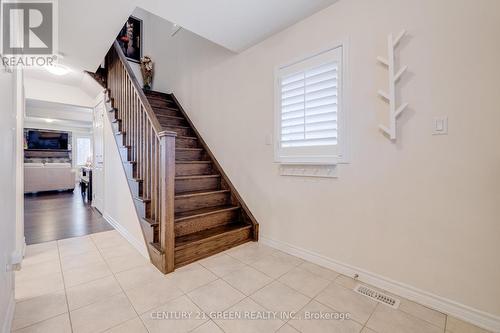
[275,45,346,165]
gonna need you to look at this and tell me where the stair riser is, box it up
[175,209,239,237]
[119,146,130,161]
[140,218,156,243]
[128,179,143,197]
[134,199,150,218]
[176,150,204,161]
[175,177,220,194]
[115,133,125,146]
[175,192,230,213]
[175,228,252,267]
[145,91,172,98]
[176,137,198,149]
[123,162,135,179]
[146,94,174,101]
[108,108,117,120]
[148,243,167,274]
[158,117,187,126]
[163,126,192,137]
[111,121,121,133]
[176,163,213,176]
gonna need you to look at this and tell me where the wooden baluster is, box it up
[140,111,144,183]
[124,78,128,147]
[131,94,135,163]
[159,131,176,273]
[137,107,142,181]
[154,137,158,223]
[120,65,123,136]
[127,79,134,147]
[127,81,134,147]
[135,95,139,164]
[144,121,149,200]
[148,124,152,201]
[116,63,120,115]
[125,67,128,144]
[136,97,139,164]
[121,76,129,146]
[141,112,148,196]
[157,137,160,224]
[152,135,156,221]
[136,97,140,165]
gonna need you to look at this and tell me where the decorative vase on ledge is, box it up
[140,56,153,90]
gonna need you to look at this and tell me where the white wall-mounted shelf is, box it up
[279,164,338,178]
[377,30,409,141]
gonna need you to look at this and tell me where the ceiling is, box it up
[142,0,339,52]
[58,0,338,71]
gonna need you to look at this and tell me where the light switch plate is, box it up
[433,117,448,135]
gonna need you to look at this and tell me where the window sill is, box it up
[279,164,338,178]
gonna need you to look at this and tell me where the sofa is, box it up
[24,163,76,193]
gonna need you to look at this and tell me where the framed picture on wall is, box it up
[116,16,142,63]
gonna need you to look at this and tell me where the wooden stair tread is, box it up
[164,124,190,129]
[175,189,230,198]
[175,174,220,180]
[175,223,251,249]
[156,114,185,120]
[144,90,171,96]
[176,161,211,164]
[153,106,178,111]
[147,95,173,100]
[176,148,203,151]
[176,136,198,140]
[147,95,174,100]
[175,205,239,221]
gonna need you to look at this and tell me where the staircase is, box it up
[104,41,258,273]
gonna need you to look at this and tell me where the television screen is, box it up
[27,130,69,150]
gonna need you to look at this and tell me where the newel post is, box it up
[159,131,176,273]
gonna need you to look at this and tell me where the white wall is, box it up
[138,0,500,327]
[0,69,17,333]
[100,95,148,257]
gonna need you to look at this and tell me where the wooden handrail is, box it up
[106,41,176,273]
[111,41,167,138]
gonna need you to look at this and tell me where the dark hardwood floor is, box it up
[24,186,114,244]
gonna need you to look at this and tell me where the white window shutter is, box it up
[276,46,344,164]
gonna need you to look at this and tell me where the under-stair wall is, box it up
[98,92,149,257]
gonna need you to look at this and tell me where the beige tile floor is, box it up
[12,230,492,333]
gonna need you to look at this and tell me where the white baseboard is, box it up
[1,294,15,333]
[260,236,500,333]
[103,213,149,259]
